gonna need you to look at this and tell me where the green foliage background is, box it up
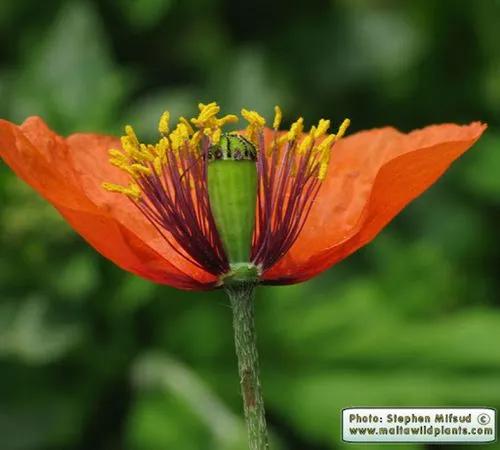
[0,1,499,449]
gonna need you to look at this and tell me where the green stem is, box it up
[225,282,269,450]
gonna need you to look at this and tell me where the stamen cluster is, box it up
[252,108,350,271]
[103,102,349,280]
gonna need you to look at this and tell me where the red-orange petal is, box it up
[262,122,487,284]
[0,117,217,290]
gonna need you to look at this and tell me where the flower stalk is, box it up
[225,281,269,450]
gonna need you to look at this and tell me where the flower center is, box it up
[102,102,349,282]
[207,133,258,268]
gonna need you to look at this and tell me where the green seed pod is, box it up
[207,133,257,268]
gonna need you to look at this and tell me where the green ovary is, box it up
[207,160,257,266]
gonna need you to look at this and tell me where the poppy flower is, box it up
[0,103,486,290]
[0,103,487,449]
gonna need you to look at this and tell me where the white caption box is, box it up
[342,407,496,443]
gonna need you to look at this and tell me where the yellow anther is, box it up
[298,125,316,155]
[138,143,155,162]
[127,183,141,200]
[108,149,128,161]
[130,163,152,177]
[277,134,290,146]
[102,182,125,193]
[179,116,194,135]
[216,114,239,127]
[190,131,202,148]
[212,128,222,144]
[197,103,220,123]
[298,133,313,154]
[314,134,336,181]
[169,123,191,152]
[287,117,304,142]
[120,135,138,156]
[146,144,157,157]
[156,137,169,158]
[241,108,266,143]
[153,157,163,175]
[158,111,170,134]
[273,105,282,130]
[181,123,191,139]
[201,103,220,117]
[314,119,330,139]
[316,134,335,153]
[318,159,329,181]
[309,119,351,187]
[241,109,266,127]
[335,118,350,141]
[198,101,217,111]
[125,125,140,147]
[190,102,238,147]
[102,182,141,200]
[169,135,182,153]
[109,159,135,176]
[191,102,227,135]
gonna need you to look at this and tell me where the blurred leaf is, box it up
[260,283,500,370]
[213,48,291,118]
[409,194,487,261]
[482,62,500,113]
[258,282,500,447]
[111,275,158,313]
[162,298,233,364]
[0,297,82,364]
[121,0,174,29]
[341,2,424,78]
[51,253,100,301]
[1,177,69,242]
[8,1,128,133]
[131,352,252,450]
[463,133,500,202]
[266,369,500,449]
[125,88,198,140]
[368,236,463,316]
[127,392,207,450]
[0,395,81,450]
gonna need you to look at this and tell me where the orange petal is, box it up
[0,117,93,210]
[0,117,216,290]
[263,122,487,284]
[56,204,216,290]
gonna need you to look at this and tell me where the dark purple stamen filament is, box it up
[131,138,229,276]
[251,132,324,271]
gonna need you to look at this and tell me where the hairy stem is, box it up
[225,282,269,450]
